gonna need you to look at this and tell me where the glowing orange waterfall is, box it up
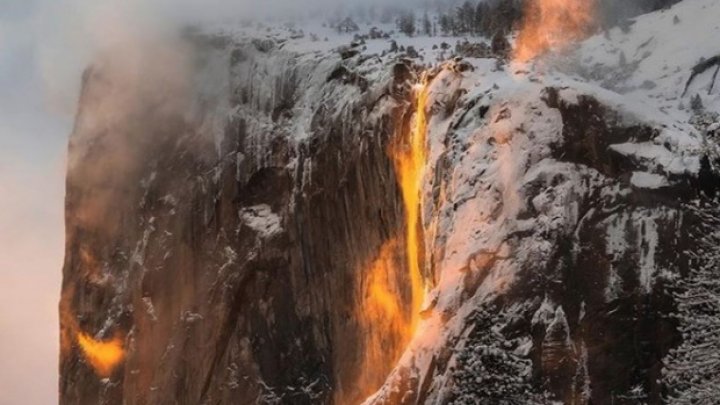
[393,78,430,333]
[352,77,431,403]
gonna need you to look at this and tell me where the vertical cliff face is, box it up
[61,2,720,404]
[60,32,423,404]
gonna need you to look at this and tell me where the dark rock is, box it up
[252,38,275,53]
[455,41,492,59]
[338,46,360,60]
[326,65,369,91]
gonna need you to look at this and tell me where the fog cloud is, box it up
[31,0,429,115]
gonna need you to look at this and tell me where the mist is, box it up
[32,0,439,114]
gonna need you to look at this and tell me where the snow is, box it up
[610,141,699,175]
[631,171,669,189]
[182,311,204,324]
[605,213,629,301]
[239,204,283,238]
[637,214,659,293]
[142,297,158,322]
[574,0,720,123]
[532,297,557,327]
[207,18,481,65]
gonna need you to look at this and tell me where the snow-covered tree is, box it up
[663,201,720,403]
[397,11,416,37]
[691,94,704,113]
[455,1,476,34]
[439,13,454,35]
[449,306,549,404]
[422,12,433,36]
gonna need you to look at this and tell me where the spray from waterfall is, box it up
[513,0,597,63]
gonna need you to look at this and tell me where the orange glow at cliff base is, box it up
[76,332,125,377]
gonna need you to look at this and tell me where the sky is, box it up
[0,0,428,403]
[0,2,69,404]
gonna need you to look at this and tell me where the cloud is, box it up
[30,0,428,114]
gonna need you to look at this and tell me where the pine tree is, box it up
[397,11,416,37]
[663,202,720,403]
[449,306,549,403]
[456,1,476,35]
[422,12,432,36]
[691,94,704,112]
[439,14,453,35]
[493,0,522,35]
[474,2,488,36]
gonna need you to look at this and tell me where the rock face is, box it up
[60,6,720,405]
[363,62,706,404]
[60,34,419,404]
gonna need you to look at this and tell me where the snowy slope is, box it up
[574,0,720,120]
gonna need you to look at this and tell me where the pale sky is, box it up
[0,1,68,404]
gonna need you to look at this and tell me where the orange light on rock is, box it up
[76,332,125,377]
[355,239,407,402]
[514,0,597,63]
[368,265,402,320]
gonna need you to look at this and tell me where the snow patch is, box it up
[630,171,669,189]
[240,204,283,238]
